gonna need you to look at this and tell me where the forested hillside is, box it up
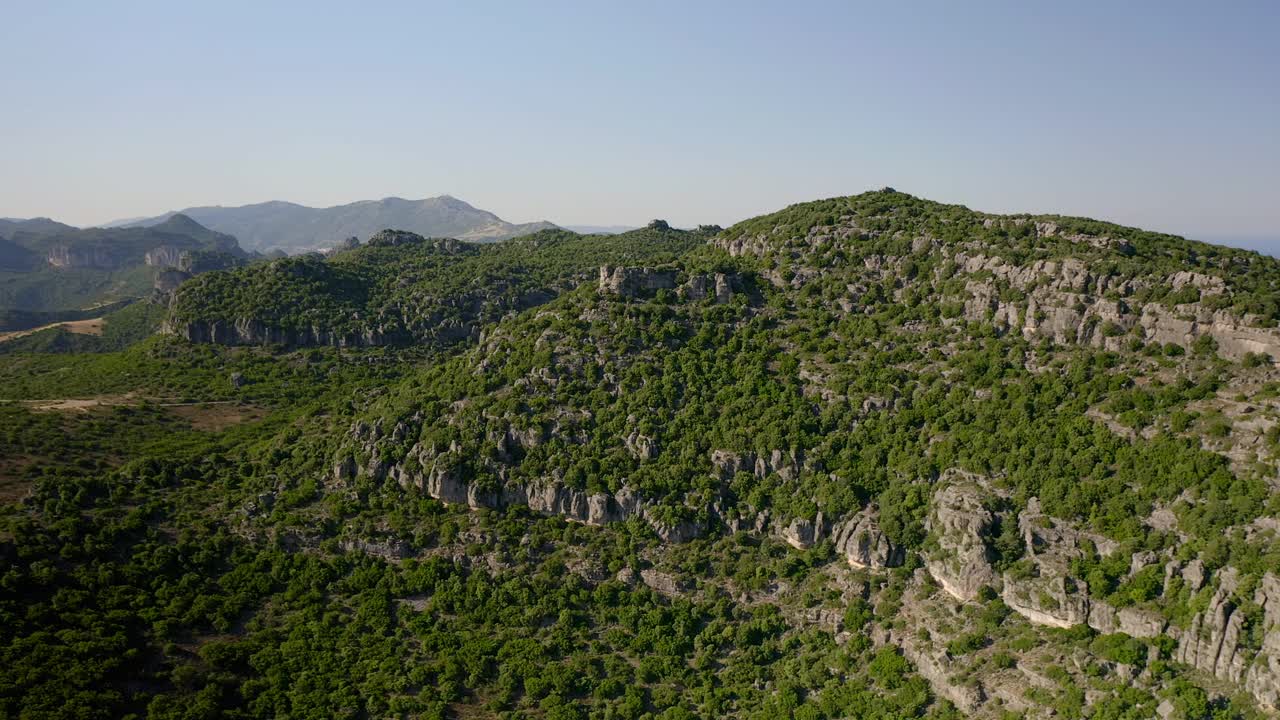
[0,214,247,323]
[3,191,1279,719]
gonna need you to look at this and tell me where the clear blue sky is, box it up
[2,1,1277,250]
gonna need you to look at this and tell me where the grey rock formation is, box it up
[624,430,658,461]
[680,272,740,304]
[926,482,999,602]
[144,245,187,268]
[46,245,122,269]
[1175,569,1280,710]
[639,568,688,596]
[154,268,192,293]
[1001,502,1092,627]
[831,509,905,568]
[774,507,904,570]
[709,448,803,482]
[598,266,677,297]
[169,318,405,348]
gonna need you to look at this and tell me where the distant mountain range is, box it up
[104,195,558,253]
[0,217,78,239]
[563,224,638,235]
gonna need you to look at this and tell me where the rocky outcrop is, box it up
[144,245,187,268]
[170,318,405,348]
[680,272,741,303]
[925,482,999,602]
[1175,570,1280,710]
[348,431,707,544]
[598,266,677,297]
[873,620,984,714]
[953,250,1280,361]
[1176,569,1250,684]
[775,507,904,570]
[1246,573,1280,710]
[1001,501,1092,628]
[154,268,192,294]
[623,430,658,461]
[1139,305,1280,361]
[710,448,803,482]
[46,245,123,269]
[831,509,904,568]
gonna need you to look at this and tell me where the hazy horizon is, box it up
[2,1,1277,250]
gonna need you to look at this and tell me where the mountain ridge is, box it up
[105,195,558,253]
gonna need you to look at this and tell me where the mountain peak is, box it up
[151,213,210,235]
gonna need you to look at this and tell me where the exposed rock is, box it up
[831,509,904,568]
[639,568,688,596]
[1169,270,1228,295]
[926,482,999,602]
[169,317,404,348]
[624,430,658,461]
[713,273,737,303]
[680,272,740,304]
[877,623,985,714]
[710,448,803,482]
[1177,568,1249,685]
[1182,558,1206,591]
[144,245,187,268]
[1002,502,1091,627]
[46,245,124,269]
[1117,606,1166,638]
[1245,574,1280,710]
[154,268,192,293]
[780,513,827,549]
[340,537,410,560]
[598,266,677,297]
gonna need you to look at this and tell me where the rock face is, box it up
[948,251,1280,361]
[1246,573,1280,711]
[154,268,192,294]
[925,482,999,602]
[1001,501,1094,628]
[710,448,803,482]
[46,245,122,269]
[831,509,905,568]
[874,619,985,714]
[771,506,905,570]
[344,424,706,543]
[598,266,677,297]
[171,318,404,348]
[144,245,187,268]
[1174,570,1280,709]
[680,272,740,303]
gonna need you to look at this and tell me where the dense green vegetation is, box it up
[2,191,1278,718]
[171,226,711,345]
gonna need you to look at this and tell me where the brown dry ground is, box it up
[2,398,266,502]
[0,317,105,343]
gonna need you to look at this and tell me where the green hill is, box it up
[2,192,1279,719]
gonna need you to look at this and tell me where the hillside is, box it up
[2,191,1280,719]
[113,195,558,253]
[0,217,78,238]
[167,223,711,347]
[0,214,246,323]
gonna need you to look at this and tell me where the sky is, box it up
[1,1,1277,250]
